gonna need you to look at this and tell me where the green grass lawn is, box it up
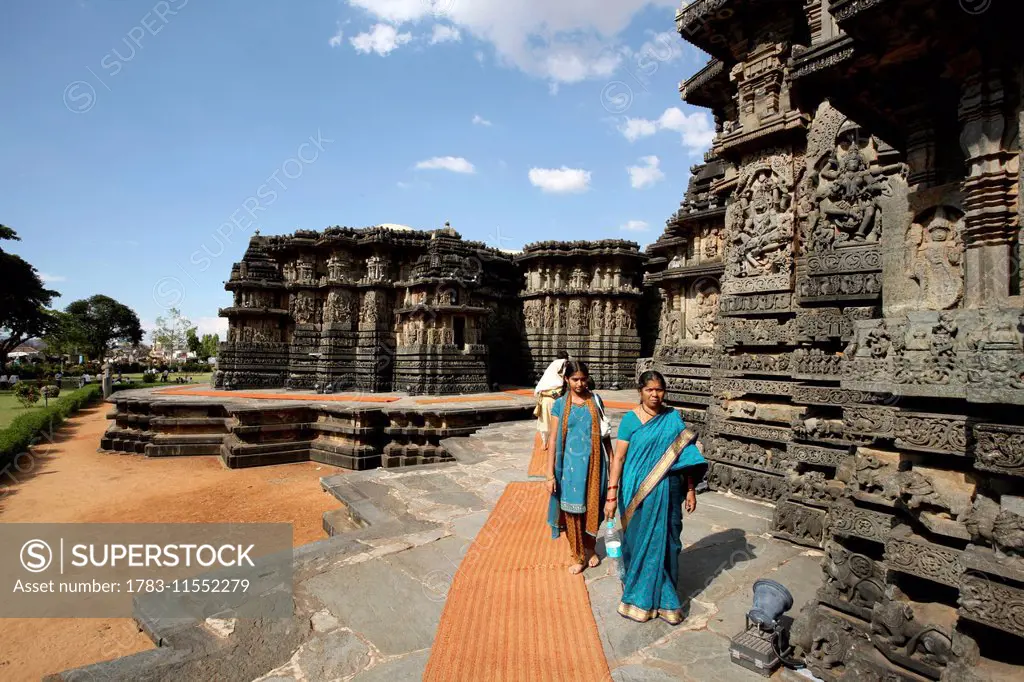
[0,392,46,429]
[0,373,213,428]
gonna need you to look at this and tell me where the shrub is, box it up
[142,373,157,383]
[41,385,61,400]
[14,382,41,408]
[0,384,103,473]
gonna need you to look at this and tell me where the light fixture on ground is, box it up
[730,578,801,677]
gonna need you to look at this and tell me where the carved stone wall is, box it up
[516,240,646,389]
[673,0,1024,677]
[218,225,522,395]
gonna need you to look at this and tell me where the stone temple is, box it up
[188,0,1024,678]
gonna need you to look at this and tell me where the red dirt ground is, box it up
[0,405,345,682]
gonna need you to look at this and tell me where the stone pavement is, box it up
[52,413,823,682]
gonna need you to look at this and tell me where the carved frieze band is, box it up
[894,412,968,455]
[713,378,794,398]
[803,245,882,275]
[657,344,715,365]
[714,353,791,375]
[773,500,826,548]
[792,386,893,407]
[662,365,712,378]
[707,462,788,502]
[790,46,855,80]
[973,423,1024,478]
[787,443,850,468]
[827,504,894,544]
[713,420,793,443]
[721,273,793,295]
[884,532,964,588]
[707,436,793,475]
[958,572,1024,639]
[797,272,881,301]
[666,391,713,406]
[720,317,796,347]
[843,406,895,438]
[719,293,792,316]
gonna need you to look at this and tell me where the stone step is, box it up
[439,436,488,464]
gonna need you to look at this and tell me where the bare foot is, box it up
[568,562,584,575]
[587,553,600,568]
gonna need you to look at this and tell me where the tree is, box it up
[64,295,143,360]
[43,309,88,358]
[186,328,201,357]
[198,333,219,361]
[0,225,60,368]
[151,307,194,360]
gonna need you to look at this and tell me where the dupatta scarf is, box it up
[617,408,707,624]
[546,393,609,539]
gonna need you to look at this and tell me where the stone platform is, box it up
[98,386,569,471]
[54,412,824,681]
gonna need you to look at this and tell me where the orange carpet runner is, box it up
[527,432,548,477]
[423,482,610,681]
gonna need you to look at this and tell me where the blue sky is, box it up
[0,0,713,338]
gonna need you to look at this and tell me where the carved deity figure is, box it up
[592,300,604,332]
[908,206,964,310]
[729,168,793,277]
[567,300,582,332]
[570,266,588,290]
[360,292,380,325]
[687,287,719,343]
[283,262,296,282]
[324,290,352,324]
[702,226,722,260]
[813,149,897,245]
[298,260,314,283]
[291,293,314,324]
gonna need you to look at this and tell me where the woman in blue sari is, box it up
[546,360,611,575]
[604,369,707,624]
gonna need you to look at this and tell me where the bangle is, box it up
[606,497,617,502]
[608,484,618,490]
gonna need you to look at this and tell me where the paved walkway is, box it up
[52,414,824,681]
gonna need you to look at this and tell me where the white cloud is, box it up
[350,23,413,56]
[620,117,658,142]
[195,316,228,338]
[627,155,664,189]
[397,181,412,189]
[619,106,715,152]
[620,220,649,232]
[472,114,492,126]
[415,156,476,173]
[40,273,67,283]
[343,0,679,85]
[528,167,591,194]
[430,24,461,44]
[328,28,344,47]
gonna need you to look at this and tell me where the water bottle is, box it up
[604,520,621,559]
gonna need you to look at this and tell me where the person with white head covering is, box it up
[533,350,570,448]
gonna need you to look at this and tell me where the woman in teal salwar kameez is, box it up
[545,360,612,575]
[605,369,707,624]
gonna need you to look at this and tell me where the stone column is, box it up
[958,67,1021,307]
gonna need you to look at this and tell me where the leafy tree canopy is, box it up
[0,225,59,368]
[64,294,143,360]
